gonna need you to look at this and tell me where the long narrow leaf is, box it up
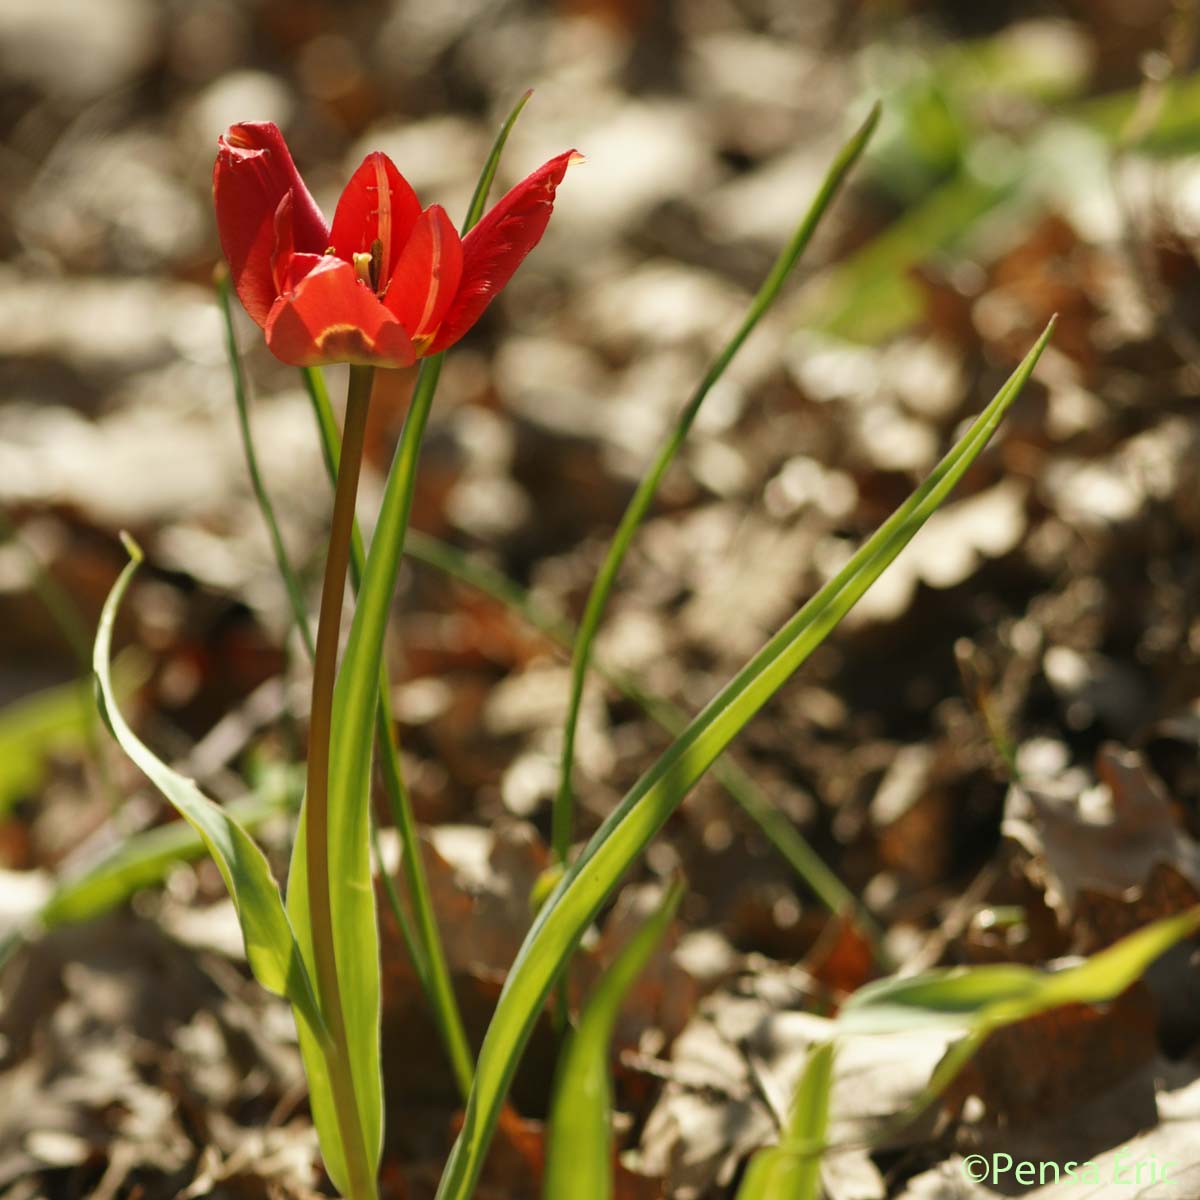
[405,530,881,950]
[840,904,1200,1036]
[93,539,326,1044]
[553,101,882,864]
[435,321,1055,1200]
[735,1041,835,1200]
[304,363,479,1098]
[543,880,684,1200]
[216,269,316,659]
[97,550,347,1191]
[839,905,1200,1146]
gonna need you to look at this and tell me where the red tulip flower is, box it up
[214,122,578,367]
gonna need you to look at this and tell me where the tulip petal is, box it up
[264,257,417,368]
[329,152,423,286]
[429,150,578,354]
[271,192,324,294]
[383,205,464,347]
[214,122,329,326]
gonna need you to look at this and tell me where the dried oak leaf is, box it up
[1003,742,1200,946]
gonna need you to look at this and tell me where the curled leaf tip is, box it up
[119,531,144,564]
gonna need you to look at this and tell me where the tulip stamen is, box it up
[353,252,373,287]
[369,238,384,294]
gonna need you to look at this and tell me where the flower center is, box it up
[352,238,385,292]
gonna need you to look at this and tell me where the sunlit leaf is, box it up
[735,1041,835,1200]
[92,540,327,1042]
[543,879,684,1200]
[433,319,1054,1200]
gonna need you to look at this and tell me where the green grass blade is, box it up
[96,554,348,1194]
[405,530,882,952]
[840,906,1200,1143]
[93,538,327,1044]
[736,1041,835,1200]
[543,879,684,1200]
[552,101,881,864]
[434,321,1054,1200]
[216,269,315,659]
[840,905,1200,1036]
[463,90,534,230]
[0,678,108,818]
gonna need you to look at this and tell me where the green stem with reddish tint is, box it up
[305,364,376,1200]
[303,362,474,1100]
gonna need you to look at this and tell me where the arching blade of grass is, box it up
[93,538,330,1061]
[735,905,1200,1193]
[543,879,684,1200]
[552,101,882,866]
[434,319,1055,1200]
[735,1040,835,1200]
[840,904,1200,1036]
[97,554,350,1200]
[402,530,882,954]
[840,904,1200,1140]
[216,268,315,661]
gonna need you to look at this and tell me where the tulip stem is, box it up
[306,364,376,1200]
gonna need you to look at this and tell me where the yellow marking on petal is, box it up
[410,331,436,357]
[316,324,376,363]
[414,215,445,336]
[372,155,391,278]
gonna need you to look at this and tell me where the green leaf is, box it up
[93,541,327,1044]
[735,1041,835,1200]
[0,679,106,817]
[840,905,1200,1037]
[553,101,881,864]
[434,321,1055,1200]
[405,531,880,950]
[0,657,138,816]
[543,879,684,1200]
[286,815,354,1196]
[835,906,1200,1151]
